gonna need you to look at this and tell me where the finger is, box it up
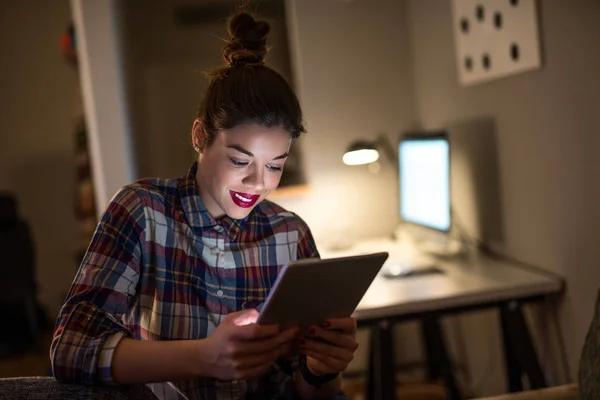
[321,317,357,333]
[304,354,336,376]
[236,347,283,369]
[307,327,358,351]
[233,323,281,340]
[229,309,260,326]
[274,327,300,343]
[300,338,353,364]
[303,351,345,374]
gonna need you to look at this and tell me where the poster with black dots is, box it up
[451,0,541,86]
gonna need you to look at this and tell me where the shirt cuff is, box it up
[97,331,127,385]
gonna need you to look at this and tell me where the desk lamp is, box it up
[342,135,397,166]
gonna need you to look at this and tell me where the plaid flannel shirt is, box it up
[50,162,320,400]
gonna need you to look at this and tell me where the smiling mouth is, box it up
[230,190,261,208]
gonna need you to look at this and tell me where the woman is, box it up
[50,10,358,400]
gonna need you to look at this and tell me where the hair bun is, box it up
[223,12,270,66]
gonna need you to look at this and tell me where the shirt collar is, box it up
[178,162,249,240]
[219,215,249,240]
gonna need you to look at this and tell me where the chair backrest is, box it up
[0,193,35,297]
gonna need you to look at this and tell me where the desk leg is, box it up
[422,318,442,381]
[500,302,546,392]
[421,317,462,400]
[500,304,523,392]
[366,320,395,400]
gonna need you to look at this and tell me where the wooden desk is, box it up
[320,238,565,400]
[472,384,578,400]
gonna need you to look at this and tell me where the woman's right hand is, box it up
[204,309,299,381]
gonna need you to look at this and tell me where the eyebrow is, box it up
[227,144,289,160]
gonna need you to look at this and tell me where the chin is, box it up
[227,208,254,220]
[224,202,260,220]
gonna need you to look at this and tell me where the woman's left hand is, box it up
[299,317,359,376]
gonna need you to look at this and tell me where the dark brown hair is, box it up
[195,11,305,150]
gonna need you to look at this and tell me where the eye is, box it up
[266,165,283,172]
[230,158,248,168]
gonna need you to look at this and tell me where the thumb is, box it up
[229,309,260,327]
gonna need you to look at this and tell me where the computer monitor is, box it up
[398,132,451,232]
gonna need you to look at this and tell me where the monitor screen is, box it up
[399,134,451,231]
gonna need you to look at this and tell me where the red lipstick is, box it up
[230,190,260,208]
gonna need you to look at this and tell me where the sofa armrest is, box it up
[0,376,158,399]
[580,289,600,399]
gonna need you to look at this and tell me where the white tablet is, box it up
[256,252,389,327]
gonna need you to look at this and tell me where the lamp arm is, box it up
[375,135,398,165]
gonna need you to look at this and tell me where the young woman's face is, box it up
[193,120,292,220]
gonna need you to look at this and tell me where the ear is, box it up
[191,118,203,152]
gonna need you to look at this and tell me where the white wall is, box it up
[407,0,600,393]
[281,0,415,248]
[0,0,80,316]
[71,0,136,215]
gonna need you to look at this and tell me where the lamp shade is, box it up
[342,140,380,165]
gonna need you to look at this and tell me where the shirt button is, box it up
[214,225,223,233]
[211,247,219,255]
[216,290,224,297]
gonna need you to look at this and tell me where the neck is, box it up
[194,167,225,220]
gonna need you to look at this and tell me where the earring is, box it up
[193,144,200,152]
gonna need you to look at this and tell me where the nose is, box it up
[243,164,265,192]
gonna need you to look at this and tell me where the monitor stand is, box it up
[394,224,468,259]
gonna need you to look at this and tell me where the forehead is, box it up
[218,124,292,151]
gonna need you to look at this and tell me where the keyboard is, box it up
[382,257,444,279]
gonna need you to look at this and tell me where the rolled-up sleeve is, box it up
[51,186,145,385]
